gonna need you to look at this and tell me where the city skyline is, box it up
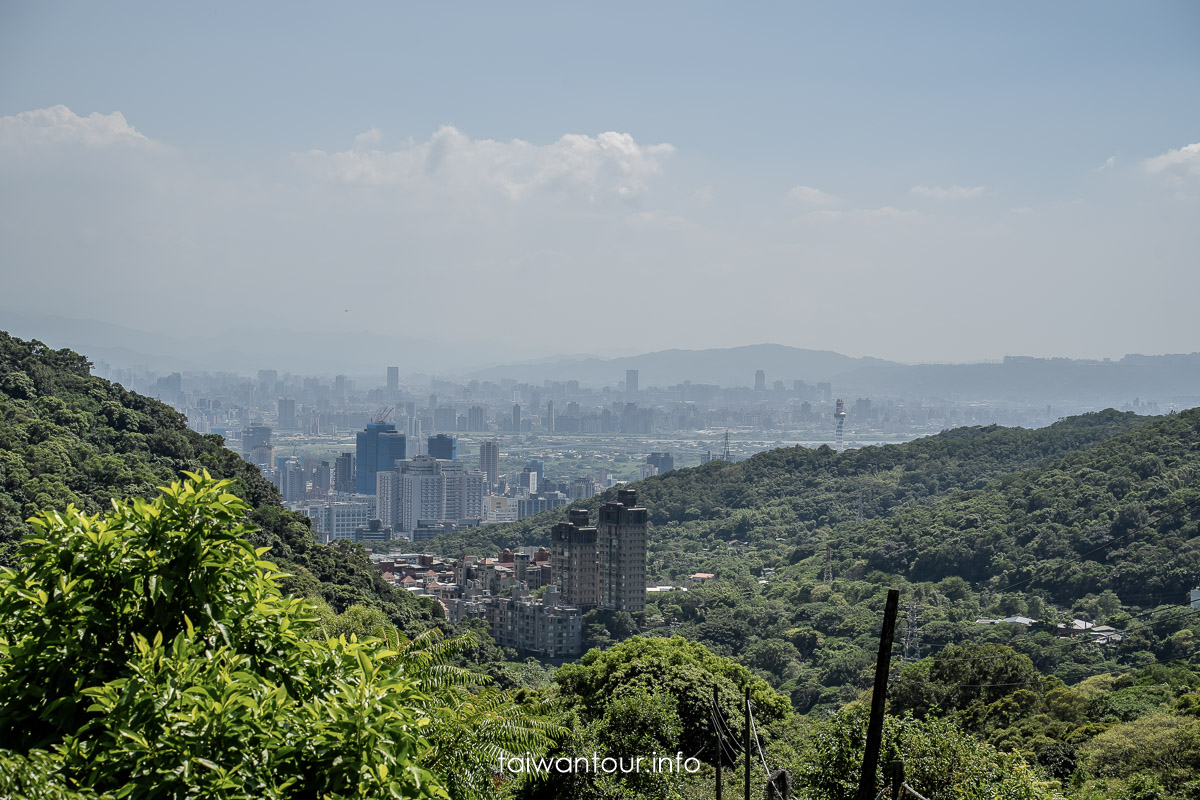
[2,2,1198,363]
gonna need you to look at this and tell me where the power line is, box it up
[747,700,769,777]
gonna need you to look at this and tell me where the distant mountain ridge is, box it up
[466,343,899,387]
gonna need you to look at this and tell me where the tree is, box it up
[0,474,552,799]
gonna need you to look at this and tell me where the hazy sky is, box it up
[1,1,1198,364]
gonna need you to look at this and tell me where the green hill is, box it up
[0,332,434,633]
[430,408,1155,571]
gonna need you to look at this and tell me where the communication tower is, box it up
[834,399,847,454]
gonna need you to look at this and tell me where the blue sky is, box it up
[1,1,1198,363]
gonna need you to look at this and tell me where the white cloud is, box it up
[909,184,985,200]
[1143,142,1200,182]
[786,185,841,205]
[305,125,674,201]
[0,105,155,150]
[1097,155,1116,171]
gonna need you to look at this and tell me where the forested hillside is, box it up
[431,408,1155,568]
[0,332,435,633]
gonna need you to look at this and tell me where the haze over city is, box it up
[2,1,1198,366]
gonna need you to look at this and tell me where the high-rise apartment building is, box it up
[550,489,647,613]
[625,369,639,395]
[596,489,648,612]
[479,440,500,488]
[551,509,598,607]
[467,406,486,432]
[354,422,406,494]
[511,403,521,432]
[333,452,354,493]
[755,370,766,392]
[277,397,297,430]
[386,366,399,392]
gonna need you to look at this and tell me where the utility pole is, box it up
[744,687,751,800]
[856,589,900,800]
[715,684,722,800]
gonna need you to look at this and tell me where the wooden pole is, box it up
[715,683,722,800]
[856,588,900,800]
[744,687,751,800]
[890,759,905,800]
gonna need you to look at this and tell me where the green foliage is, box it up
[788,707,1062,800]
[0,473,445,798]
[1078,712,1200,794]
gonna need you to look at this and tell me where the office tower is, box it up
[479,440,500,488]
[545,400,555,432]
[354,422,407,494]
[625,369,639,395]
[817,382,833,403]
[773,380,785,393]
[512,403,521,432]
[428,434,457,460]
[794,379,806,395]
[467,406,486,432]
[277,397,297,430]
[596,489,648,612]
[647,452,674,474]
[525,459,545,482]
[755,370,766,392]
[334,452,354,493]
[519,468,538,495]
[240,424,272,461]
[334,375,347,403]
[386,366,399,392]
[551,509,599,607]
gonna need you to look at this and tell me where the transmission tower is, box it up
[902,603,923,663]
[823,541,833,584]
[722,429,731,462]
[834,399,846,454]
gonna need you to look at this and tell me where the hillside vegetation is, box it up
[0,332,434,633]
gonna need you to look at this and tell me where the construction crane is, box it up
[373,406,394,424]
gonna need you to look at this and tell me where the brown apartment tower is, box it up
[550,489,647,612]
